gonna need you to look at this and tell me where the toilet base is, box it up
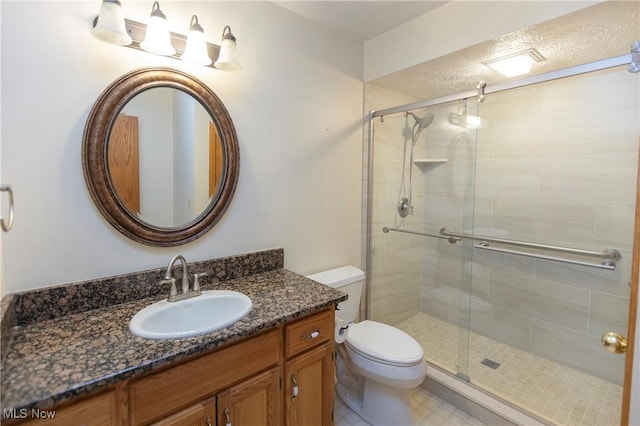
[336,378,414,426]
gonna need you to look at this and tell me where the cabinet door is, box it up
[285,342,334,426]
[151,397,214,426]
[217,366,281,426]
[18,391,117,426]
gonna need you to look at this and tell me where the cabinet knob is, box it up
[224,407,231,426]
[206,415,212,426]
[291,374,299,400]
[300,329,320,340]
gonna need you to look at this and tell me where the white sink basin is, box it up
[129,290,252,340]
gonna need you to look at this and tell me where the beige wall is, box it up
[0,1,364,293]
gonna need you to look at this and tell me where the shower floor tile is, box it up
[396,313,623,426]
[334,386,485,426]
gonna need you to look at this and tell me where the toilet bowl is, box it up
[307,266,427,426]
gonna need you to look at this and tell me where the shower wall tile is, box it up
[588,292,629,338]
[469,300,531,352]
[372,285,420,325]
[473,249,536,278]
[474,158,540,198]
[420,286,455,323]
[594,201,635,249]
[368,88,426,325]
[422,254,464,289]
[539,163,635,203]
[533,250,631,298]
[530,320,625,386]
[492,142,547,159]
[490,195,597,246]
[489,269,590,332]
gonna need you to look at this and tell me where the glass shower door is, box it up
[367,98,480,379]
[465,66,637,425]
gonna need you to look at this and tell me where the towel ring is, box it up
[1,185,14,232]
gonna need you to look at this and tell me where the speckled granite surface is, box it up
[13,248,284,326]
[0,295,15,363]
[1,268,346,416]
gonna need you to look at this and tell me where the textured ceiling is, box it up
[370,1,640,101]
[274,1,447,42]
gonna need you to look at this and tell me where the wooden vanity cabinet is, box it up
[284,309,335,426]
[137,309,335,426]
[148,366,281,426]
[284,342,334,426]
[151,397,215,426]
[216,366,281,426]
[129,328,281,426]
[16,390,118,426]
[10,308,335,426]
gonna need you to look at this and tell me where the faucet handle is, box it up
[192,272,209,292]
[161,278,177,299]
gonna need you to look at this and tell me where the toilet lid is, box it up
[346,320,423,366]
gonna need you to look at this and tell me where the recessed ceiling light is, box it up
[483,48,545,78]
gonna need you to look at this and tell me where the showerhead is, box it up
[407,111,434,131]
[416,113,434,131]
[406,112,434,145]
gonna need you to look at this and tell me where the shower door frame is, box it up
[364,52,638,424]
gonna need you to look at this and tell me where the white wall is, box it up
[364,1,601,81]
[0,1,364,293]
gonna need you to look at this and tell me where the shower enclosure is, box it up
[366,57,638,425]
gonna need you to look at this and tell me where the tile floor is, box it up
[396,313,623,426]
[334,386,485,426]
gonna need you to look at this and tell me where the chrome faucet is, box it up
[165,254,190,294]
[162,255,207,302]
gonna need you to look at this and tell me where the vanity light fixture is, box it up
[180,15,212,66]
[140,1,175,56]
[214,26,242,71]
[91,0,132,46]
[90,1,241,70]
[483,48,545,78]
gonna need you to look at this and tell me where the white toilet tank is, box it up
[307,266,364,323]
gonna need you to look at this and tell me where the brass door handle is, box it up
[601,332,628,353]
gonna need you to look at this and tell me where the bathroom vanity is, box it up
[0,249,346,426]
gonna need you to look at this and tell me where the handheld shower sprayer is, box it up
[398,111,435,218]
[406,112,435,145]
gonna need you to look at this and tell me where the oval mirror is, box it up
[82,67,239,246]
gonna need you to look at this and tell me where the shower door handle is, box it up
[601,332,628,353]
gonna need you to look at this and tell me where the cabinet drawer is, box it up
[130,328,281,426]
[284,309,333,358]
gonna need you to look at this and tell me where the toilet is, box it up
[307,266,427,426]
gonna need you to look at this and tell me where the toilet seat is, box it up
[345,320,423,367]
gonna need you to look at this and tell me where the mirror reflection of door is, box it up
[209,121,223,198]
[108,114,140,214]
[106,88,225,229]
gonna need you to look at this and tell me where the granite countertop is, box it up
[1,268,346,414]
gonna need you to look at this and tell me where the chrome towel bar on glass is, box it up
[382,226,620,270]
[382,226,461,243]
